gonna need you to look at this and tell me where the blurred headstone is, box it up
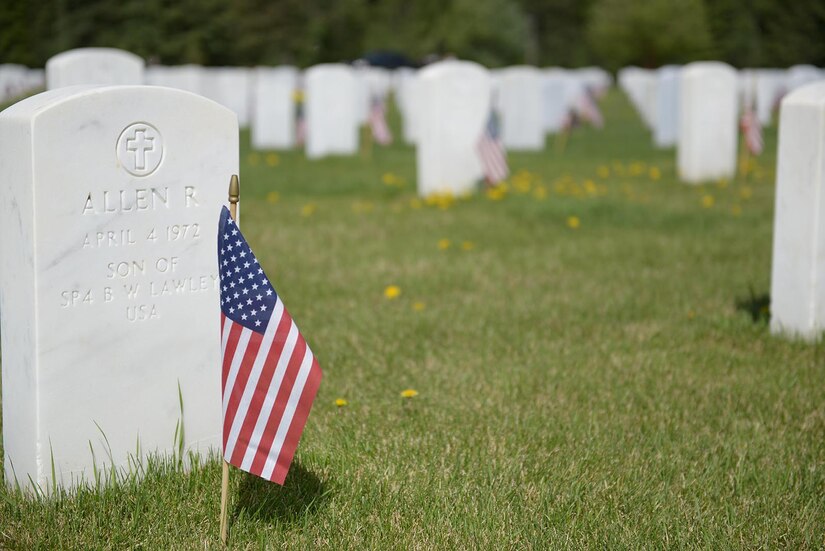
[677,62,738,183]
[654,66,680,148]
[46,48,144,90]
[541,68,574,134]
[200,67,252,128]
[251,66,298,150]
[499,66,544,151]
[416,60,490,197]
[304,64,359,159]
[770,82,825,340]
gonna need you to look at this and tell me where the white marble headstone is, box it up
[304,64,359,159]
[200,67,252,128]
[251,66,298,150]
[0,64,29,101]
[46,48,145,90]
[677,62,738,184]
[0,85,237,491]
[416,60,490,197]
[770,82,825,340]
[498,66,544,151]
[145,65,203,96]
[619,67,657,129]
[653,65,680,148]
[541,68,573,133]
[785,65,825,95]
[393,68,421,144]
[754,69,785,126]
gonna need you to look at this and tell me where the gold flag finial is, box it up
[228,174,240,221]
[228,174,240,204]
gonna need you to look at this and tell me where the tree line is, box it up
[1,0,823,70]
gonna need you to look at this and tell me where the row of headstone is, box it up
[0,64,45,103]
[620,63,825,184]
[621,63,825,139]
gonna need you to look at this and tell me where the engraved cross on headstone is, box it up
[126,128,155,171]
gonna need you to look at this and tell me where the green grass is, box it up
[2,90,824,549]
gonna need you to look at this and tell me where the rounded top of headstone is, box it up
[305,63,354,75]
[46,47,144,67]
[0,85,236,126]
[781,81,825,108]
[682,61,736,76]
[418,59,488,81]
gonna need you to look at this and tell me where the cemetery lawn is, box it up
[2,91,825,549]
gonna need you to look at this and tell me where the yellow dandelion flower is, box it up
[649,167,661,180]
[584,180,598,196]
[567,216,580,229]
[247,152,261,165]
[533,186,548,200]
[628,162,646,176]
[716,178,729,189]
[731,205,742,216]
[412,302,426,311]
[400,389,419,398]
[301,203,317,216]
[292,89,304,102]
[409,198,423,209]
[486,186,506,201]
[334,398,348,407]
[461,241,475,251]
[739,186,753,199]
[437,238,451,250]
[265,153,280,166]
[266,191,280,204]
[384,285,401,299]
[596,165,610,179]
[701,195,715,208]
[382,172,397,185]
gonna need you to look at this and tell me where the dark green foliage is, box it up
[0,0,822,69]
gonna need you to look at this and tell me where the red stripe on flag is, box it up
[228,311,293,467]
[223,329,265,449]
[271,358,322,484]
[248,333,308,477]
[221,319,244,393]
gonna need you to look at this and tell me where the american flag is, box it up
[740,105,763,156]
[575,88,603,129]
[476,109,509,184]
[369,96,393,145]
[218,206,321,484]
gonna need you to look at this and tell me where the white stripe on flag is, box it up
[224,300,290,460]
[239,319,301,471]
[221,316,232,357]
[260,347,315,480]
[223,327,252,417]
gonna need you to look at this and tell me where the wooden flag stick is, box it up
[220,174,240,544]
[219,460,230,544]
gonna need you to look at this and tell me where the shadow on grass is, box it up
[735,288,771,324]
[233,461,328,525]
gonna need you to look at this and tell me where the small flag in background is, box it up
[476,109,509,185]
[740,105,763,156]
[369,96,393,145]
[293,88,306,146]
[218,206,321,484]
[575,88,603,129]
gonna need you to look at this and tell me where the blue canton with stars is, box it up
[218,206,279,333]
